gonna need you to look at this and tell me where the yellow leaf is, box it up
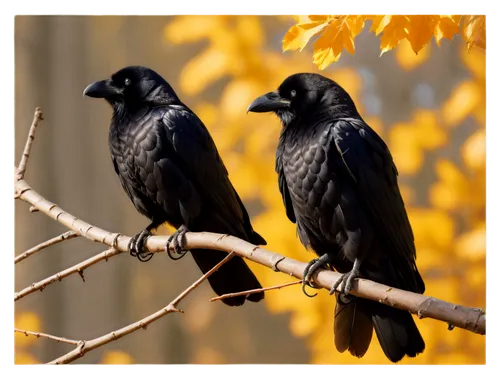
[462,15,486,51]
[455,224,486,261]
[462,129,485,170]
[379,16,409,55]
[15,312,41,348]
[388,123,423,175]
[164,16,224,44]
[434,15,461,46]
[395,39,430,70]
[101,351,134,364]
[346,15,366,37]
[406,15,439,54]
[369,15,392,35]
[283,20,330,52]
[179,47,230,95]
[441,80,480,127]
[312,16,360,69]
[413,110,447,150]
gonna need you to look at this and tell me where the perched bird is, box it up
[248,73,425,362]
[83,66,265,306]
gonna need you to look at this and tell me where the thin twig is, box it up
[15,231,78,264]
[209,280,302,302]
[15,247,120,301]
[15,328,79,345]
[15,107,43,181]
[49,252,235,364]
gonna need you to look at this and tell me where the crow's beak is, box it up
[247,91,291,113]
[83,79,119,98]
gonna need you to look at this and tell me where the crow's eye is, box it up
[290,90,296,98]
[124,78,132,86]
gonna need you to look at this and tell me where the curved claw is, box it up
[137,252,154,262]
[302,281,318,298]
[165,225,189,261]
[128,229,154,262]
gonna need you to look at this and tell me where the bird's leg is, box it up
[128,223,157,262]
[166,224,189,261]
[302,253,334,298]
[329,258,362,296]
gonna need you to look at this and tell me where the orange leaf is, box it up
[312,16,361,69]
[283,20,330,52]
[462,129,485,170]
[434,15,461,46]
[346,15,366,37]
[406,15,439,54]
[379,16,409,55]
[369,15,392,35]
[462,15,486,51]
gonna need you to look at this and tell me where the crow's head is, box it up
[247,73,358,127]
[83,66,180,110]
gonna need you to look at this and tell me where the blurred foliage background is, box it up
[14,15,485,364]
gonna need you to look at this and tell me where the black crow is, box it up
[248,73,425,361]
[84,66,265,306]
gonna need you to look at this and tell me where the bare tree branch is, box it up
[15,231,79,264]
[209,280,302,302]
[48,252,235,364]
[15,247,119,301]
[15,107,43,181]
[15,328,79,346]
[14,108,486,365]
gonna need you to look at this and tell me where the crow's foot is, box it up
[166,225,189,261]
[128,229,154,262]
[301,253,332,298]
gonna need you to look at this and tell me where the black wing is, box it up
[276,133,296,223]
[332,118,424,293]
[160,105,265,243]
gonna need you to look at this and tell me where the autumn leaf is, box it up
[369,15,392,35]
[379,16,409,55]
[462,15,486,51]
[283,17,330,52]
[406,13,439,54]
[434,15,461,46]
[440,81,480,127]
[313,16,365,69]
